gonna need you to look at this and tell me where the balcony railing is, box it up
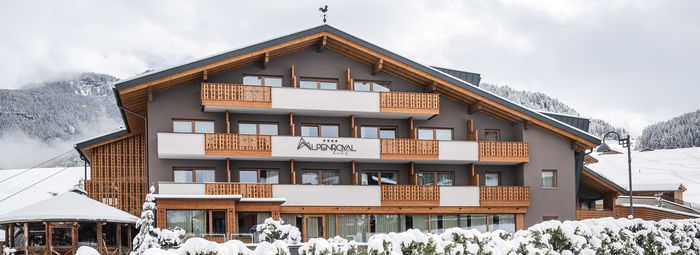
[478,141,529,162]
[381,185,440,206]
[205,183,273,198]
[204,133,271,156]
[379,92,440,114]
[479,186,530,207]
[380,138,439,160]
[201,83,271,107]
[576,209,617,220]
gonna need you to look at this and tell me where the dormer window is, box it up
[243,75,282,87]
[354,80,390,92]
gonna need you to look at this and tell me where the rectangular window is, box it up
[337,214,368,242]
[361,171,398,185]
[243,75,282,87]
[299,78,338,90]
[370,214,399,235]
[51,227,73,247]
[484,172,501,186]
[542,170,557,188]
[173,168,215,183]
[399,214,429,233]
[301,170,340,185]
[28,223,45,246]
[238,122,278,135]
[430,214,459,234]
[353,81,390,92]
[459,214,487,233]
[417,172,453,186]
[172,120,214,133]
[167,210,208,236]
[483,129,500,141]
[240,169,279,184]
[488,214,515,232]
[237,212,271,235]
[417,128,453,140]
[361,126,396,139]
[302,124,339,137]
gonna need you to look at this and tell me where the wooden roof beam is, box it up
[523,120,530,130]
[372,58,383,75]
[468,101,482,114]
[261,52,270,69]
[317,35,327,52]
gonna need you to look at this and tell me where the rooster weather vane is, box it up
[319,5,328,23]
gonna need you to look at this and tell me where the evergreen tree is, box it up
[131,186,162,255]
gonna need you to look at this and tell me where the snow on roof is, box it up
[633,183,685,192]
[0,167,85,215]
[0,190,138,224]
[153,194,242,199]
[588,146,700,203]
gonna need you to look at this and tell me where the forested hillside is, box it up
[637,110,700,149]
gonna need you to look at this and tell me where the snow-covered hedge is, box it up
[140,238,289,255]
[256,218,302,244]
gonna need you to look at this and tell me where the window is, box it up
[430,214,459,234]
[543,216,559,221]
[483,129,500,141]
[78,222,97,246]
[417,172,453,186]
[370,214,399,234]
[167,210,207,236]
[299,78,338,90]
[237,212,271,234]
[173,168,215,183]
[52,226,72,247]
[243,75,282,87]
[488,214,515,232]
[302,124,339,137]
[240,169,279,184]
[302,170,340,185]
[542,170,557,188]
[361,126,396,139]
[459,214,487,233]
[239,122,278,135]
[28,223,45,246]
[361,171,398,185]
[353,81,390,92]
[484,172,501,186]
[172,120,214,133]
[417,128,453,140]
[399,214,428,233]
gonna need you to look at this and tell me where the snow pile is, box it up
[131,187,184,255]
[256,218,301,244]
[3,247,17,255]
[295,217,700,255]
[298,236,362,255]
[75,246,100,255]
[138,238,285,255]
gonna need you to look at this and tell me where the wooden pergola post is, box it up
[72,223,78,253]
[96,222,103,249]
[23,223,28,252]
[46,222,52,254]
[116,224,122,254]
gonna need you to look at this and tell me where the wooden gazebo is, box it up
[0,188,138,255]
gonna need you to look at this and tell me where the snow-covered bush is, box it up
[3,247,17,255]
[298,236,363,255]
[131,186,185,255]
[255,218,301,244]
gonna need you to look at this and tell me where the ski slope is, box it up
[588,146,700,204]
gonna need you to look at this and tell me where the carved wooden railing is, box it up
[379,92,439,114]
[204,134,271,156]
[380,138,439,160]
[381,185,440,206]
[478,141,529,162]
[479,186,530,206]
[205,183,273,198]
[201,83,272,107]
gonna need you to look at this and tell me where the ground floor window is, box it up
[167,210,208,237]
[237,212,271,234]
[488,214,515,232]
[28,223,45,246]
[52,226,73,247]
[460,214,487,233]
[78,222,97,246]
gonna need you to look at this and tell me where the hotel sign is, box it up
[297,138,357,156]
[271,136,380,160]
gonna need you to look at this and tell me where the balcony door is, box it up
[304,215,326,241]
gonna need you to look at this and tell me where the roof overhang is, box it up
[581,166,627,194]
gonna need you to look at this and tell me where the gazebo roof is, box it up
[0,189,139,224]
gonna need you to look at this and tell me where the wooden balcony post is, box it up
[226,111,230,133]
[408,117,414,139]
[350,115,356,138]
[226,158,231,182]
[467,163,479,186]
[345,68,353,90]
[290,65,297,88]
[289,113,295,136]
[350,161,357,185]
[290,159,296,184]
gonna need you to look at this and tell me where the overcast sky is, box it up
[1,0,698,136]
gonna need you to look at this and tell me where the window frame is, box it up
[417,171,454,186]
[360,126,397,139]
[301,169,341,185]
[238,122,279,135]
[353,80,391,92]
[172,119,215,133]
[298,77,339,90]
[173,167,216,183]
[239,168,280,184]
[301,123,340,137]
[242,74,283,87]
[417,128,454,140]
[361,170,399,185]
[483,129,500,141]
[541,170,558,188]
[483,172,502,186]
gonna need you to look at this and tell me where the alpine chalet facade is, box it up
[76,25,600,242]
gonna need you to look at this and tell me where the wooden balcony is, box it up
[201,82,271,108]
[204,133,272,157]
[379,91,440,115]
[576,209,617,220]
[205,183,273,198]
[380,138,439,160]
[381,185,440,206]
[479,186,530,207]
[478,141,529,163]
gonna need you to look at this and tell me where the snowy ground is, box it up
[588,146,700,204]
[0,167,85,241]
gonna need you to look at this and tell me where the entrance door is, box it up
[304,215,325,241]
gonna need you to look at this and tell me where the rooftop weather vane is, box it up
[319,5,328,23]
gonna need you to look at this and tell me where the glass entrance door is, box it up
[304,215,325,240]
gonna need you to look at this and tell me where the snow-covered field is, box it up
[589,146,700,204]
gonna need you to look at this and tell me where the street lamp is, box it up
[597,131,633,218]
[117,106,150,189]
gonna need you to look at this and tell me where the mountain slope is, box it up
[637,110,700,150]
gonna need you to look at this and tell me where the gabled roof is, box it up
[540,111,591,133]
[78,24,600,152]
[431,66,482,86]
[634,183,687,192]
[581,166,627,194]
[0,189,139,224]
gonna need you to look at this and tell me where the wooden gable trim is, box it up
[81,132,143,152]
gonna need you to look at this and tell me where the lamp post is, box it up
[117,106,149,189]
[597,131,633,217]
